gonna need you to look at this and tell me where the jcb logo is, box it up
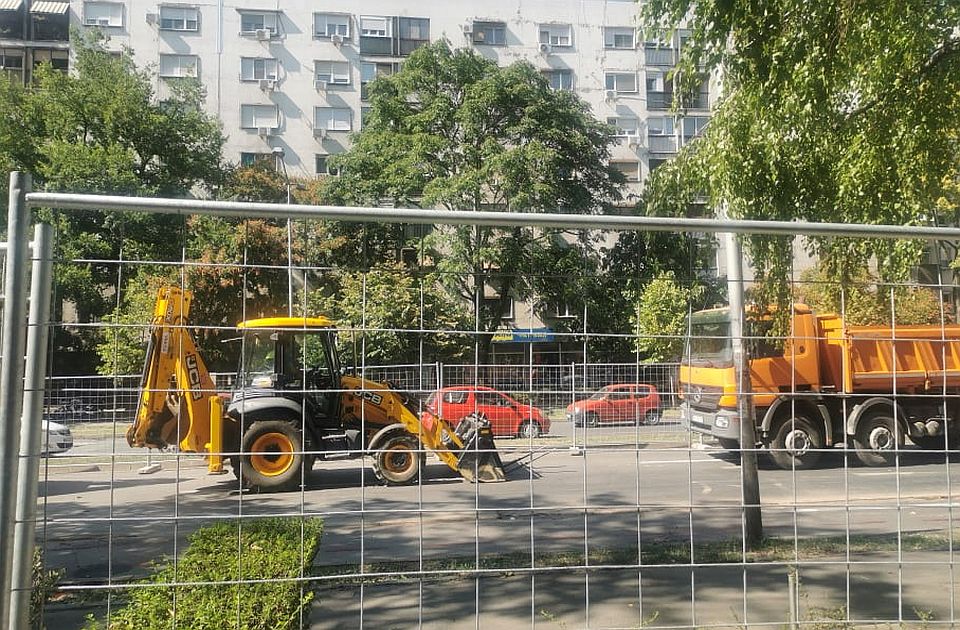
[186,354,203,401]
[360,390,383,407]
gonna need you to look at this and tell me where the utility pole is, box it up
[723,229,763,548]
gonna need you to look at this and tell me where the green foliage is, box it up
[32,547,63,629]
[102,518,322,630]
[307,263,472,365]
[327,40,624,359]
[798,264,947,326]
[631,271,704,361]
[642,0,960,318]
[96,270,171,375]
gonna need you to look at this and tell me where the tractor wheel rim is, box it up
[869,426,894,451]
[250,432,295,476]
[383,444,414,474]
[784,429,811,456]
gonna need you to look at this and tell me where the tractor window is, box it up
[295,332,336,387]
[241,332,276,387]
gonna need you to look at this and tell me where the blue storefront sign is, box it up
[492,327,555,343]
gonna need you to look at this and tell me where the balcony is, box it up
[647,135,677,154]
[647,91,673,110]
[644,47,676,67]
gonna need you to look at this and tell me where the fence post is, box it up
[9,223,54,629]
[0,172,32,628]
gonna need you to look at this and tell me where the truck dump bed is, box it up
[819,315,960,394]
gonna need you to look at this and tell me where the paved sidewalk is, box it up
[310,550,958,628]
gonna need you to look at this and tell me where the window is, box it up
[83,2,122,27]
[159,54,198,78]
[313,12,349,39]
[646,71,672,109]
[239,11,278,35]
[159,5,198,31]
[32,48,67,71]
[542,69,573,91]
[360,15,389,37]
[647,116,675,136]
[240,152,273,167]
[240,57,278,81]
[539,23,571,47]
[646,71,666,92]
[314,60,350,85]
[648,157,667,172]
[471,20,505,45]
[612,161,640,182]
[240,104,279,129]
[314,107,352,132]
[315,155,340,176]
[605,72,637,93]
[681,116,709,138]
[360,107,372,127]
[603,27,635,49]
[0,49,23,70]
[482,297,514,320]
[398,17,429,55]
[606,116,639,137]
[443,390,469,405]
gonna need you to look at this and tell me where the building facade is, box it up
[2,0,710,193]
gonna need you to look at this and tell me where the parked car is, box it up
[422,386,550,438]
[41,419,73,455]
[566,384,661,427]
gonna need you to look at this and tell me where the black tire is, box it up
[911,434,946,451]
[717,437,739,450]
[240,420,304,491]
[644,409,662,426]
[585,413,599,428]
[768,414,824,470]
[229,455,241,481]
[853,412,903,466]
[374,434,421,485]
[518,421,542,439]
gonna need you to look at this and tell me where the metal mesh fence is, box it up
[8,190,960,629]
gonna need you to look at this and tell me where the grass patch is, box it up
[89,517,322,630]
[315,529,954,586]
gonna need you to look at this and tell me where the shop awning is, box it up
[0,0,23,11]
[30,1,69,14]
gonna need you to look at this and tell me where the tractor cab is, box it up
[233,317,342,426]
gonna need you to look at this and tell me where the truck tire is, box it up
[768,414,823,470]
[240,420,304,491]
[853,412,902,466]
[717,437,739,451]
[373,434,421,485]
[911,434,946,451]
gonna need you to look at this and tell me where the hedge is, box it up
[100,517,322,630]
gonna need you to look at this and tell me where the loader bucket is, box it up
[455,415,506,483]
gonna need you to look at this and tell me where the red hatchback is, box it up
[566,384,661,427]
[422,386,550,438]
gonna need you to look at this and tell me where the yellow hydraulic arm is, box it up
[126,287,226,474]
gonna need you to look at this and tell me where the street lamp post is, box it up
[272,147,294,317]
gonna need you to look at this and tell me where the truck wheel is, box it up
[768,414,823,470]
[717,437,739,451]
[240,420,304,491]
[373,434,421,485]
[854,412,902,466]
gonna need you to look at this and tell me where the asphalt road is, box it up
[39,429,960,586]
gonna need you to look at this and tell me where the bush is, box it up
[33,547,63,629]
[101,518,322,630]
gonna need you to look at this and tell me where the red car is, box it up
[422,386,550,438]
[566,384,661,427]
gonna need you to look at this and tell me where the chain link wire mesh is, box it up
[16,197,960,629]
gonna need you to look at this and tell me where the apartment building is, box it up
[1,0,710,194]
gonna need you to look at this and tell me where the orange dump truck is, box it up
[680,304,960,469]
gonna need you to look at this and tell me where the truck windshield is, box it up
[684,310,733,367]
[241,332,276,386]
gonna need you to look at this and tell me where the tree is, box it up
[631,271,705,362]
[327,41,624,361]
[307,263,472,366]
[641,0,960,321]
[0,31,227,372]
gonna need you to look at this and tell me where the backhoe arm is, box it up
[126,287,225,473]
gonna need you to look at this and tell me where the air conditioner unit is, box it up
[462,23,473,35]
[331,33,344,46]
[604,89,618,102]
[313,127,327,139]
[257,126,273,137]
[538,42,552,55]
[255,28,271,41]
[258,78,276,91]
[145,11,158,25]
[627,136,641,149]
[314,79,328,91]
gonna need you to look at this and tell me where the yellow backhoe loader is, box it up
[126,286,506,491]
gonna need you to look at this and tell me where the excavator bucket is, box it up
[454,415,507,483]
